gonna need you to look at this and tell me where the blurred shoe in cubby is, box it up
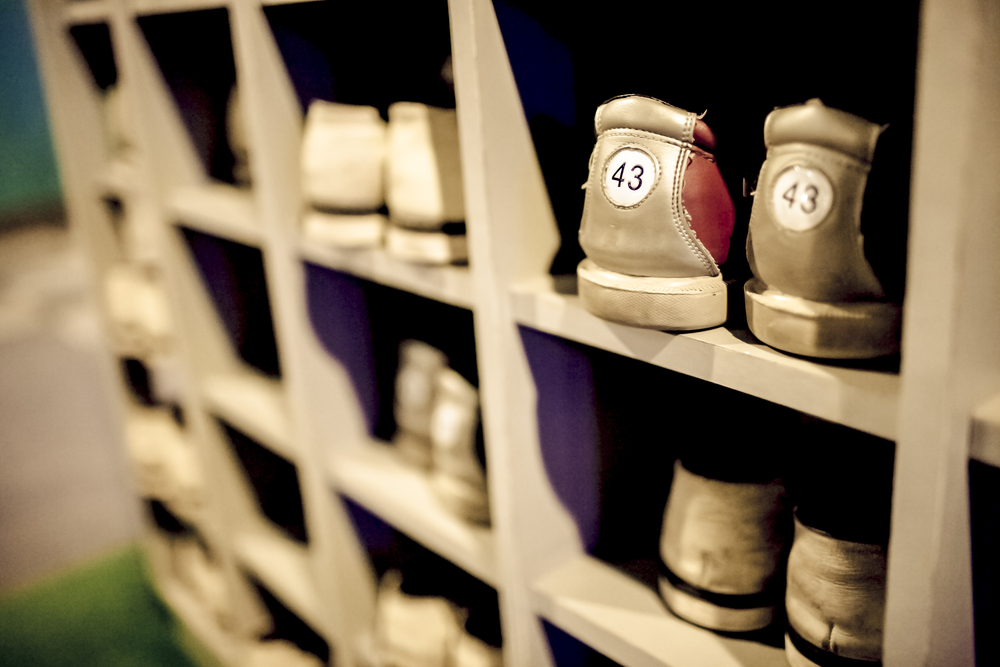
[102,83,134,162]
[303,211,389,249]
[658,459,790,632]
[301,101,387,248]
[172,536,235,630]
[429,368,489,525]
[452,630,502,667]
[577,94,735,330]
[784,513,887,666]
[393,340,449,469]
[374,570,463,667]
[103,263,174,356]
[126,408,202,525]
[227,83,252,187]
[744,99,902,359]
[384,102,467,265]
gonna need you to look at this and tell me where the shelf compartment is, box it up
[299,239,475,310]
[512,279,899,441]
[305,263,477,442]
[220,420,308,544]
[263,0,454,117]
[137,7,240,184]
[532,555,787,667]
[342,498,504,655]
[169,184,261,246]
[328,441,498,587]
[235,531,326,640]
[181,227,282,378]
[202,371,295,461]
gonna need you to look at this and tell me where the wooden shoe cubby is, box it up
[28,0,998,665]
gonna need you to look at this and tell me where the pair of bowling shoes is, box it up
[659,459,888,666]
[578,95,901,359]
[301,100,467,265]
[353,571,501,667]
[393,340,489,525]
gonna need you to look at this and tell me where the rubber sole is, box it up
[744,277,901,359]
[302,210,386,248]
[784,630,882,667]
[658,574,776,633]
[577,259,727,331]
[385,226,468,265]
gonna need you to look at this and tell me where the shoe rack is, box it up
[27,0,998,666]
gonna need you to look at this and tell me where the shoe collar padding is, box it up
[594,95,717,151]
[764,98,883,164]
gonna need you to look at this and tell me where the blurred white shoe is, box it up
[301,101,387,249]
[227,83,252,187]
[172,537,234,630]
[385,103,466,265]
[374,571,461,667]
[103,264,174,356]
[393,340,448,469]
[429,369,488,525]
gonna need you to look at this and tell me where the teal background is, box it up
[0,0,64,225]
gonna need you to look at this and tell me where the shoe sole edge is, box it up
[745,278,901,359]
[578,259,727,331]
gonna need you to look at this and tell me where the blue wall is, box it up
[0,0,63,223]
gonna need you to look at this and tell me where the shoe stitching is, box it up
[595,103,606,135]
[600,129,692,151]
[769,144,871,174]
[671,147,717,275]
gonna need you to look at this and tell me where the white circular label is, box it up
[771,166,834,231]
[603,147,657,207]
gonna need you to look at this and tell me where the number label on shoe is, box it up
[603,147,658,207]
[771,166,833,231]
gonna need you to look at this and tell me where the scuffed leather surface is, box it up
[581,96,736,279]
[683,149,734,266]
[765,99,881,164]
[595,96,695,144]
[580,130,718,278]
[748,142,885,301]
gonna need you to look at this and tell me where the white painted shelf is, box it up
[326,440,498,587]
[201,372,295,462]
[532,556,787,667]
[234,530,324,635]
[63,0,111,25]
[299,238,475,311]
[511,277,900,441]
[131,0,227,15]
[168,184,261,247]
[971,394,1000,468]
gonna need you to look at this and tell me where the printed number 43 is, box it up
[611,162,644,191]
[781,181,819,214]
